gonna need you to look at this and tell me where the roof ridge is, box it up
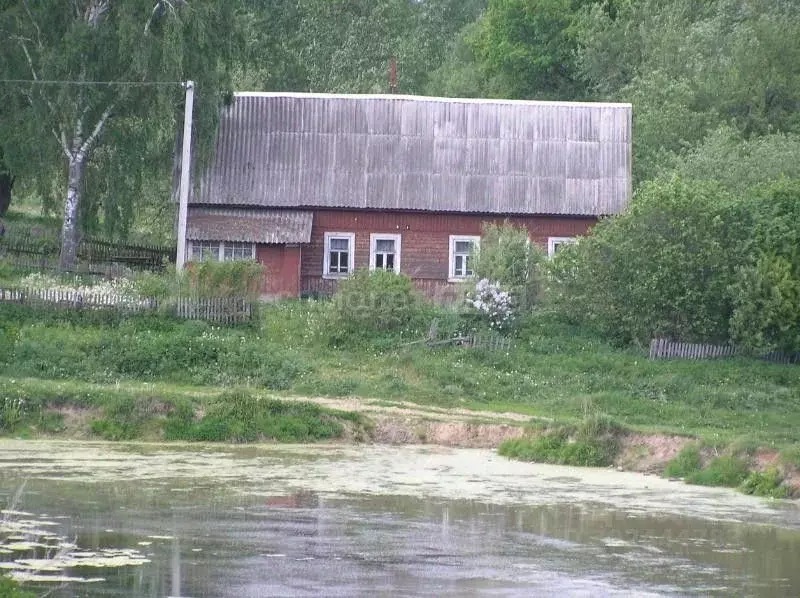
[232,91,632,109]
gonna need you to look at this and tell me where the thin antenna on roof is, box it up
[389,57,398,94]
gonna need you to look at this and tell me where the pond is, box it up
[1,440,799,597]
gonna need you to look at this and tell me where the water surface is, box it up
[1,441,798,597]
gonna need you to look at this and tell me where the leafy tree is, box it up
[576,0,800,182]
[0,1,237,267]
[549,178,752,345]
[666,127,800,193]
[290,0,485,94]
[470,0,586,100]
[730,181,800,353]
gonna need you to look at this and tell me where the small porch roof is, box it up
[186,208,313,244]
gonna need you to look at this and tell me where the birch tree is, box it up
[0,1,236,267]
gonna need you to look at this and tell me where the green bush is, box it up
[471,221,545,313]
[324,269,426,344]
[549,177,751,345]
[686,455,750,487]
[182,260,264,298]
[729,181,800,354]
[740,468,790,498]
[663,444,702,478]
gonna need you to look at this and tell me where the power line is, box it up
[0,79,185,86]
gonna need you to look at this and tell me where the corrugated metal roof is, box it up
[186,208,312,243]
[192,93,632,216]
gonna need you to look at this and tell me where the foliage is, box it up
[89,395,176,441]
[182,260,265,299]
[471,222,544,312]
[470,0,589,100]
[498,415,623,467]
[3,302,800,449]
[0,576,36,598]
[663,444,702,479]
[730,181,800,354]
[324,270,427,345]
[730,256,800,354]
[740,468,790,499]
[549,178,751,345]
[163,390,362,443]
[288,0,486,94]
[686,456,750,488]
[0,0,237,264]
[1,306,309,388]
[666,128,800,193]
[577,0,800,183]
[0,396,27,432]
[466,279,514,331]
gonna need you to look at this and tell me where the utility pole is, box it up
[176,80,194,271]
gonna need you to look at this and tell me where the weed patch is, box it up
[663,444,703,478]
[498,415,623,467]
[163,391,366,443]
[740,468,790,498]
[686,456,750,487]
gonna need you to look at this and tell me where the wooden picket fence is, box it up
[469,331,513,352]
[649,338,799,365]
[172,296,253,326]
[0,234,174,273]
[0,287,252,325]
[402,318,512,351]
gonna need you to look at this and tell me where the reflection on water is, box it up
[0,442,798,597]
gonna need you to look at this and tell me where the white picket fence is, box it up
[0,287,252,325]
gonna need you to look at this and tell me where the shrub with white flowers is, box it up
[466,278,514,330]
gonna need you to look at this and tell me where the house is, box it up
[183,92,632,300]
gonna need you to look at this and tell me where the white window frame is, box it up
[369,233,402,274]
[448,235,480,282]
[547,236,577,257]
[323,232,356,278]
[188,240,255,262]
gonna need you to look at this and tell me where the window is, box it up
[547,236,577,257]
[190,241,220,262]
[189,241,255,262]
[324,232,355,277]
[449,235,480,281]
[370,234,401,273]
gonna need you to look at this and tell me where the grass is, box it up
[0,379,370,443]
[686,456,751,487]
[663,444,703,479]
[0,575,36,598]
[2,301,800,449]
[498,415,624,467]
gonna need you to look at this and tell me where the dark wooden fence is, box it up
[0,234,175,273]
[0,287,252,325]
[649,338,799,365]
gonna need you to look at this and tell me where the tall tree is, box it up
[0,1,236,267]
